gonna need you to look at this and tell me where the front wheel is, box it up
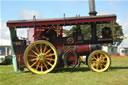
[88,50,111,72]
[24,40,58,74]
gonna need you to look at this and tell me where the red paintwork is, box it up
[75,45,89,54]
[27,27,62,44]
[68,55,76,61]
[7,14,116,28]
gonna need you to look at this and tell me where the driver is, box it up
[40,29,57,42]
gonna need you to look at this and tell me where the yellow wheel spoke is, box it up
[36,62,40,70]
[32,50,38,56]
[47,58,55,61]
[31,60,38,67]
[43,62,48,70]
[92,61,97,63]
[28,55,37,57]
[103,64,106,67]
[46,54,55,57]
[96,54,99,59]
[43,45,47,53]
[92,56,97,60]
[103,56,106,60]
[99,54,103,60]
[96,65,99,70]
[30,58,37,62]
[40,44,42,53]
[46,61,53,67]
[103,60,107,63]
[46,49,52,54]
[100,64,103,70]
[41,63,43,72]
[92,63,96,67]
[35,46,40,53]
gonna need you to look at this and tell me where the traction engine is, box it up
[7,0,117,74]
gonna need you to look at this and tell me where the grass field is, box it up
[0,57,128,85]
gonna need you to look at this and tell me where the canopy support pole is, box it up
[9,27,19,72]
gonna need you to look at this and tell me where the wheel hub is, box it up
[97,59,102,64]
[38,53,46,62]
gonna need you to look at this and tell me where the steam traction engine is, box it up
[7,14,116,74]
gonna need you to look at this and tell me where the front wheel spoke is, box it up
[46,54,55,57]
[43,62,48,70]
[102,62,106,67]
[46,49,52,55]
[36,62,40,70]
[41,63,43,71]
[102,60,107,63]
[47,58,55,61]
[96,54,99,59]
[103,56,106,60]
[31,60,38,67]
[35,46,40,53]
[100,64,103,70]
[92,63,97,67]
[94,57,97,60]
[28,55,37,57]
[40,44,42,53]
[30,58,37,62]
[46,61,53,67]
[43,45,47,53]
[32,50,38,56]
[103,64,106,67]
[99,55,103,60]
[92,56,97,60]
[96,65,99,70]
[92,60,97,63]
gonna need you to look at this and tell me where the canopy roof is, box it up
[7,14,116,28]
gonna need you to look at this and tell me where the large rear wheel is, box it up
[88,50,111,72]
[24,40,58,74]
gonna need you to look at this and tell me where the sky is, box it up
[0,0,128,48]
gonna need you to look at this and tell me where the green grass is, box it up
[0,58,128,85]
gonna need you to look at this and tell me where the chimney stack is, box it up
[89,0,97,16]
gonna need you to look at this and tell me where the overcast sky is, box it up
[0,0,128,48]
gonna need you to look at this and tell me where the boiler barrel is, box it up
[75,45,89,54]
[75,44,101,55]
